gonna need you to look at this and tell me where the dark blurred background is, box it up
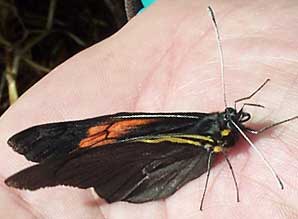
[0,0,128,115]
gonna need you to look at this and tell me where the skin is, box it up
[1,0,298,218]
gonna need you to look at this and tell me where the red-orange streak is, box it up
[79,118,156,148]
[87,124,109,136]
[92,139,117,147]
[79,132,108,148]
[107,119,156,138]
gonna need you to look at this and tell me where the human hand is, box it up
[1,0,298,218]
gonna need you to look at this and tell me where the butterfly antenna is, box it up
[230,120,284,189]
[208,6,227,108]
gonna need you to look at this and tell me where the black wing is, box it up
[5,142,211,203]
[7,112,210,163]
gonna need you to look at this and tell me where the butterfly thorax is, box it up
[209,107,252,151]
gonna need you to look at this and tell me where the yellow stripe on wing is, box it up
[169,134,214,143]
[133,133,215,146]
[135,136,202,146]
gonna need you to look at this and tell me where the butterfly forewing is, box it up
[7,112,209,163]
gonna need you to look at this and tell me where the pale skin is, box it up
[1,0,298,218]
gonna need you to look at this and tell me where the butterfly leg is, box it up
[246,116,298,134]
[222,151,239,202]
[234,79,270,109]
[200,152,213,211]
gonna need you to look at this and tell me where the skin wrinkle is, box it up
[280,75,298,104]
[157,200,168,219]
[0,177,43,219]
[278,204,298,219]
[162,43,178,108]
[154,42,176,109]
[263,74,298,120]
[88,189,106,219]
[275,136,298,164]
[135,9,194,110]
[129,36,175,110]
[166,41,198,101]
[135,40,176,109]
[172,23,221,102]
[160,12,203,105]
[239,169,284,200]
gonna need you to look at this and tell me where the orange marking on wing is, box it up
[92,139,117,147]
[79,132,108,148]
[79,124,110,147]
[87,124,110,136]
[107,119,156,138]
[79,118,156,148]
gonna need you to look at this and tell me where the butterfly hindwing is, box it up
[5,141,211,203]
[118,149,211,203]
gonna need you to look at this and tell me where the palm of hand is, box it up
[1,1,298,218]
